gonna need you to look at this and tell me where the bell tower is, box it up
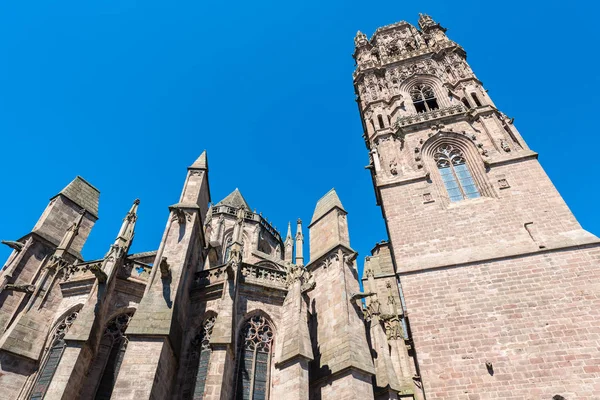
[354,14,600,399]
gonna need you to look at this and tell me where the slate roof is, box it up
[310,188,346,225]
[53,176,100,218]
[216,189,251,211]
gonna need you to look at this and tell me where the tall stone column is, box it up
[306,189,375,400]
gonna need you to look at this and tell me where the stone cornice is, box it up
[397,230,600,276]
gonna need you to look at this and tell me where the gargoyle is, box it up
[5,284,36,294]
[350,292,375,302]
[1,240,24,252]
[88,263,107,283]
[160,257,171,280]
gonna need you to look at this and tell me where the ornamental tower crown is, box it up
[353,14,528,206]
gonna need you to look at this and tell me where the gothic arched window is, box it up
[29,311,78,399]
[434,144,480,202]
[80,313,133,400]
[235,315,274,400]
[410,83,439,113]
[182,316,216,400]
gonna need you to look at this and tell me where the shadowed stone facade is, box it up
[0,13,598,400]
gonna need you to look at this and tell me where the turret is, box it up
[295,219,304,266]
[284,222,293,263]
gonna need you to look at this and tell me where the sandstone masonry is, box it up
[0,13,597,400]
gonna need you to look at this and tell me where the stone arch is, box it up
[233,312,276,400]
[180,311,218,400]
[257,260,281,271]
[234,309,277,351]
[80,310,135,400]
[421,131,495,203]
[27,304,83,399]
[399,74,449,109]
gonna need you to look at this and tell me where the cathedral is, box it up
[1,13,599,400]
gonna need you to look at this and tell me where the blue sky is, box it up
[1,1,598,277]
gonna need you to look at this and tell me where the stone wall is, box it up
[400,245,600,399]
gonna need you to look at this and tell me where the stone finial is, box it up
[295,219,304,266]
[354,30,368,46]
[418,13,446,32]
[115,198,140,254]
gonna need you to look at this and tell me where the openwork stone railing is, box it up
[194,265,230,287]
[395,104,466,128]
[211,206,281,242]
[193,263,288,291]
[241,264,287,289]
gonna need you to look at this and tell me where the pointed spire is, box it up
[284,221,293,263]
[53,208,86,260]
[115,199,140,254]
[189,150,208,170]
[295,219,304,266]
[309,188,346,227]
[215,188,251,211]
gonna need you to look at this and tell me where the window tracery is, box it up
[30,311,79,399]
[434,144,480,202]
[410,83,439,113]
[182,315,216,400]
[235,315,274,400]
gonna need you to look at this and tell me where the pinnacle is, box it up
[310,188,346,226]
[286,221,292,239]
[189,150,208,170]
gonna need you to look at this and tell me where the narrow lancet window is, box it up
[92,313,133,400]
[235,315,274,400]
[434,144,480,202]
[182,316,216,400]
[471,92,482,107]
[30,311,79,400]
[377,115,385,129]
[410,84,439,113]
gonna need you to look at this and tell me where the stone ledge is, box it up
[397,229,600,275]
